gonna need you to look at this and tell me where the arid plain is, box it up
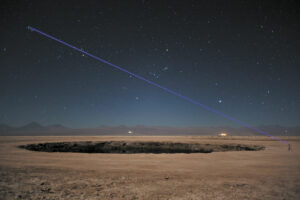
[0,136,299,200]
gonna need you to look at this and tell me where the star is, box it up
[121,86,128,90]
[162,66,168,71]
[135,97,139,100]
[218,98,223,104]
[149,72,160,79]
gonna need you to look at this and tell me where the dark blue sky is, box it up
[0,0,299,128]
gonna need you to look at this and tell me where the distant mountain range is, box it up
[0,122,70,135]
[0,122,299,136]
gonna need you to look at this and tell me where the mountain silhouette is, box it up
[0,122,299,136]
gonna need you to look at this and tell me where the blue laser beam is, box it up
[27,26,289,145]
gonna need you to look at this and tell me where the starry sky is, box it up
[0,0,299,128]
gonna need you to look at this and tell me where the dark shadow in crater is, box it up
[19,141,265,154]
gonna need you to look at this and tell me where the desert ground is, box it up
[0,136,299,200]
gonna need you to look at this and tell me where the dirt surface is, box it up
[0,136,300,200]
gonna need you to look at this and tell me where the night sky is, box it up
[0,0,299,128]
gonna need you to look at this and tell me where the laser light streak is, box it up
[27,26,289,145]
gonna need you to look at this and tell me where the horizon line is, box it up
[1,122,300,129]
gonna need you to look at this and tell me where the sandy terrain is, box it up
[0,136,299,200]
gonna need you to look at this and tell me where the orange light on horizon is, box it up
[219,133,228,137]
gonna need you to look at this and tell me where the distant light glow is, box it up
[219,132,228,137]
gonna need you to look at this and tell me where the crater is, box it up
[19,141,265,154]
